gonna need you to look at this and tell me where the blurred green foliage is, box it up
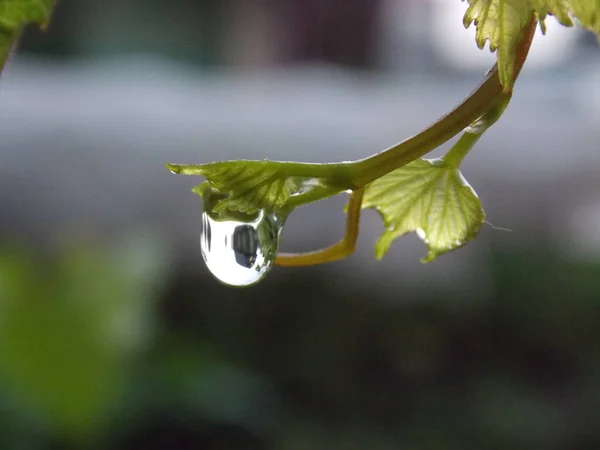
[0,240,584,449]
[0,236,167,446]
[0,218,599,449]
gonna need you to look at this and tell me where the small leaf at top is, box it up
[167,160,343,215]
[463,0,534,90]
[462,0,600,90]
[362,158,486,262]
[531,0,600,34]
[567,0,600,34]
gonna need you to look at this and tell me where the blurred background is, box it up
[1,0,600,448]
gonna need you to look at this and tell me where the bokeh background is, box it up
[1,1,600,448]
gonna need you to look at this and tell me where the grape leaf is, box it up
[463,0,535,90]
[167,161,343,215]
[532,0,600,33]
[0,0,55,71]
[568,0,600,33]
[362,158,485,262]
[531,0,575,33]
[463,0,600,90]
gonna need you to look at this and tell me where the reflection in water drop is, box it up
[200,210,282,287]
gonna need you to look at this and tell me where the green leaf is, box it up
[463,0,600,88]
[0,0,55,71]
[568,0,600,33]
[362,158,486,262]
[531,0,575,32]
[0,237,166,439]
[463,0,534,90]
[167,160,345,216]
[532,0,600,34]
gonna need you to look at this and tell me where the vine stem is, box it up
[276,188,365,266]
[443,96,510,168]
[345,15,537,188]
[275,15,537,267]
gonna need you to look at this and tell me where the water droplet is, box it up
[200,210,282,287]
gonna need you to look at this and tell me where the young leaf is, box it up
[463,0,534,90]
[362,158,485,263]
[568,0,600,34]
[531,0,575,33]
[463,0,600,89]
[167,160,345,215]
[0,0,55,71]
[532,0,600,33]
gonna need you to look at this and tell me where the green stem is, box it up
[168,17,537,218]
[285,83,510,208]
[343,15,537,187]
[346,66,504,186]
[443,96,510,169]
[443,132,482,169]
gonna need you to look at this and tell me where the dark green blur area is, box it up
[2,243,600,449]
[2,0,600,449]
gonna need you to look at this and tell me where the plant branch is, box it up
[275,187,365,266]
[442,96,510,168]
[169,16,537,269]
[274,16,537,267]
[345,15,537,188]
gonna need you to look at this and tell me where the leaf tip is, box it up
[375,232,394,260]
[420,252,437,264]
[538,18,547,35]
[191,183,206,196]
[166,163,182,174]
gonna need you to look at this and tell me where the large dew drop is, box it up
[200,210,283,287]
